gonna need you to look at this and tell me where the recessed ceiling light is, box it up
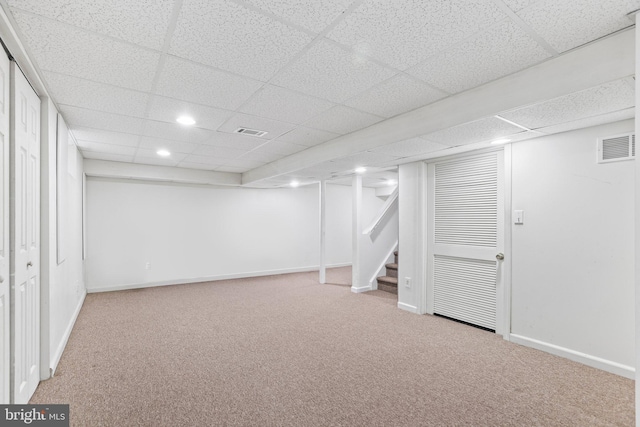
[355,167,367,174]
[176,115,195,126]
[157,149,171,157]
[290,180,300,188]
[491,138,511,145]
[387,179,397,186]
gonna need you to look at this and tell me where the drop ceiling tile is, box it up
[252,141,307,156]
[177,162,220,171]
[534,107,635,135]
[271,40,396,103]
[501,0,540,12]
[180,154,224,166]
[155,56,263,110]
[291,162,346,176]
[239,85,335,124]
[515,0,638,53]
[59,106,145,135]
[7,0,173,49]
[326,0,506,70]
[170,0,313,81]
[344,74,448,118]
[147,96,234,131]
[370,138,450,157]
[76,140,137,156]
[191,144,247,159]
[45,72,149,117]
[215,165,256,173]
[237,150,284,164]
[142,120,213,144]
[71,128,141,147]
[424,117,525,146]
[138,136,198,155]
[274,126,340,147]
[201,132,266,151]
[216,158,267,170]
[242,0,354,33]
[407,19,552,94]
[330,152,403,169]
[11,11,160,91]
[499,79,635,129]
[81,151,135,163]
[303,105,384,135]
[217,112,295,139]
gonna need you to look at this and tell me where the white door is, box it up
[0,51,10,404]
[10,63,40,404]
[427,151,504,333]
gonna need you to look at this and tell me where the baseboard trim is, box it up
[51,289,86,376]
[397,302,418,313]
[509,333,634,379]
[87,263,352,293]
[351,285,372,293]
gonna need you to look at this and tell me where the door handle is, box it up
[495,253,504,261]
[27,261,32,268]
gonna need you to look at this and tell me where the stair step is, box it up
[385,263,398,278]
[377,276,398,286]
[377,282,398,295]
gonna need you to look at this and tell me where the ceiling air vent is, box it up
[598,133,635,163]
[235,127,268,137]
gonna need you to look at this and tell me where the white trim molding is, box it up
[351,285,372,294]
[397,302,419,314]
[50,290,86,377]
[509,333,634,379]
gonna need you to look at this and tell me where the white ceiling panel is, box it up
[369,137,450,157]
[135,149,188,166]
[407,19,552,94]
[76,140,137,156]
[423,117,525,146]
[180,154,224,166]
[81,151,135,163]
[303,105,383,135]
[500,79,635,129]
[138,136,198,155]
[200,132,266,151]
[329,152,402,169]
[515,0,638,52]
[7,0,174,50]
[147,96,234,131]
[236,149,283,164]
[534,107,635,135]
[251,141,307,156]
[217,112,295,139]
[344,74,448,118]
[241,0,354,33]
[70,128,141,148]
[155,56,263,110]
[501,0,540,12]
[170,0,313,81]
[326,0,506,70]
[59,106,145,135]
[192,144,247,159]
[177,161,220,171]
[11,11,160,91]
[44,72,149,117]
[274,126,340,147]
[216,157,267,170]
[142,120,213,144]
[271,40,396,103]
[239,85,335,125]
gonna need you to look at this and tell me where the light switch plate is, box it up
[514,210,524,224]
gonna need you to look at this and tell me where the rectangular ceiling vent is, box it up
[598,133,635,163]
[235,127,268,137]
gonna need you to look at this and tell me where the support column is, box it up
[634,18,640,427]
[319,180,326,284]
[351,174,362,292]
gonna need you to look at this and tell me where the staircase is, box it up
[377,251,398,295]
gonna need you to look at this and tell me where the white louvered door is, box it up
[428,151,504,332]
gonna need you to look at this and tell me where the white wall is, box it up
[85,179,362,291]
[40,100,85,378]
[398,119,634,376]
[510,119,634,372]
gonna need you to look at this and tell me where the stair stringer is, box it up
[368,240,398,290]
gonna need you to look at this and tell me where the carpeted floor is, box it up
[31,267,634,426]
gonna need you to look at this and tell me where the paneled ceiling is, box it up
[1,0,637,188]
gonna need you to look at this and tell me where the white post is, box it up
[319,180,326,284]
[634,17,640,427]
[351,174,362,292]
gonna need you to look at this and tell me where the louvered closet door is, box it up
[430,152,504,331]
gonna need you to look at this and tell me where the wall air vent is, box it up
[598,133,635,163]
[235,127,268,137]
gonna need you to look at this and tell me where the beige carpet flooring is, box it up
[31,267,634,426]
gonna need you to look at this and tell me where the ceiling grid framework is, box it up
[0,0,636,186]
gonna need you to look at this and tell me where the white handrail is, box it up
[362,186,398,235]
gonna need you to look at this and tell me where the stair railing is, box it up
[362,186,398,236]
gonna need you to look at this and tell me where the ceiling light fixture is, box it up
[290,180,300,188]
[176,115,196,125]
[387,179,397,186]
[491,138,511,145]
[157,149,171,157]
[355,167,367,174]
